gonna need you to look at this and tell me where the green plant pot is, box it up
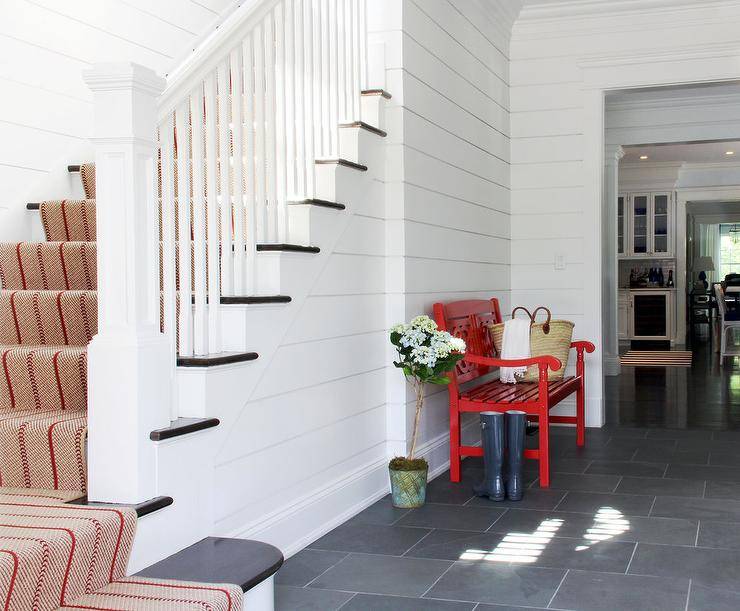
[389,465,428,508]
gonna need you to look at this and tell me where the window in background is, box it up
[719,224,740,279]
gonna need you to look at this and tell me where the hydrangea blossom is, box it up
[390,315,466,385]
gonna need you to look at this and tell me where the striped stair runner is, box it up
[619,350,693,367]
[0,164,245,608]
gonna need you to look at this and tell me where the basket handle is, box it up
[511,306,534,322]
[531,306,552,334]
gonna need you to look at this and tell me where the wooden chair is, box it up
[433,298,595,487]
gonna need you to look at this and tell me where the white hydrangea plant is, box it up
[390,316,466,462]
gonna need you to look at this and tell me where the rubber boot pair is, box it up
[473,410,526,501]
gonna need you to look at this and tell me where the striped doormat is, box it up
[620,351,693,367]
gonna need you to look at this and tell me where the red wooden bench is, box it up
[433,298,595,487]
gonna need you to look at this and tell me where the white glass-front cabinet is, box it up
[618,191,673,258]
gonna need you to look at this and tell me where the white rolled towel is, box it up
[499,318,531,384]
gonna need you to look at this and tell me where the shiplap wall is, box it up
[385,0,516,460]
[0,0,234,241]
[510,1,740,425]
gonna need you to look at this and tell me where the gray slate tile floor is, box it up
[275,426,740,610]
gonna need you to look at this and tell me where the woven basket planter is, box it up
[389,466,428,508]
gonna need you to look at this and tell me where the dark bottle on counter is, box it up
[658,267,664,287]
[666,270,674,287]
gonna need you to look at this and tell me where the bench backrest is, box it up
[433,298,502,386]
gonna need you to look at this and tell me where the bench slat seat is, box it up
[461,376,580,406]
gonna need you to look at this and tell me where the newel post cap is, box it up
[83,62,166,95]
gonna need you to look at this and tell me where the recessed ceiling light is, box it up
[727,151,735,156]
[639,155,648,160]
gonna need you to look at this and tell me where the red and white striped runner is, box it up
[619,351,692,367]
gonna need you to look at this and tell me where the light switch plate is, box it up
[554,254,566,270]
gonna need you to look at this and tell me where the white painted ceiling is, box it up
[622,141,740,164]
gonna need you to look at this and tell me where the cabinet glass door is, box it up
[652,193,669,254]
[632,194,648,254]
[617,195,625,254]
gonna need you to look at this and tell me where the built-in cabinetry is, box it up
[618,288,675,341]
[617,192,673,258]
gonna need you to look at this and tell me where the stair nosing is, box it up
[361,88,392,99]
[289,198,346,210]
[256,243,320,254]
[220,295,292,305]
[67,164,81,173]
[69,495,174,518]
[150,417,220,441]
[315,158,368,172]
[26,202,40,210]
[339,121,387,138]
[177,351,258,368]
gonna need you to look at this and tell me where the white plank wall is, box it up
[0,0,235,241]
[509,1,740,424]
[378,0,515,462]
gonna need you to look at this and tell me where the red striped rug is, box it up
[620,351,692,367]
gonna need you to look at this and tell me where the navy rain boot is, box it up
[473,411,505,501]
[505,410,527,501]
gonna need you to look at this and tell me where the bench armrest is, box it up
[571,340,596,353]
[463,352,562,372]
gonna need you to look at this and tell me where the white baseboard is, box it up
[226,422,478,560]
[604,354,621,376]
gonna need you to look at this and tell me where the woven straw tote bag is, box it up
[489,306,574,382]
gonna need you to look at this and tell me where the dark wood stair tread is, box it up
[68,165,81,172]
[70,495,173,518]
[150,417,220,441]
[177,352,258,368]
[361,88,392,99]
[339,121,387,137]
[220,295,292,305]
[137,537,283,593]
[256,243,320,253]
[315,158,368,172]
[290,198,346,210]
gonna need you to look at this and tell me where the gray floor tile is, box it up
[476,605,547,611]
[677,439,740,452]
[276,549,349,586]
[308,522,431,555]
[404,528,635,572]
[347,497,410,526]
[586,460,667,478]
[275,586,354,611]
[608,438,678,452]
[708,452,740,467]
[547,472,622,493]
[666,463,740,482]
[697,520,740,549]
[340,593,474,610]
[424,561,565,607]
[488,508,697,545]
[524,457,592,474]
[689,584,740,611]
[309,553,452,598]
[647,429,714,440]
[651,496,740,522]
[633,448,709,465]
[555,445,636,461]
[396,503,505,532]
[555,491,655,516]
[551,570,689,611]
[705,480,740,500]
[466,488,566,511]
[424,477,476,506]
[712,431,740,442]
[628,543,740,591]
[615,476,705,498]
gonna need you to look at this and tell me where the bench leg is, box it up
[538,410,550,488]
[576,381,585,447]
[450,405,461,482]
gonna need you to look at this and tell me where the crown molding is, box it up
[517,0,740,23]
[607,92,740,112]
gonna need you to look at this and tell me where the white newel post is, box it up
[84,63,172,503]
[603,145,624,377]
